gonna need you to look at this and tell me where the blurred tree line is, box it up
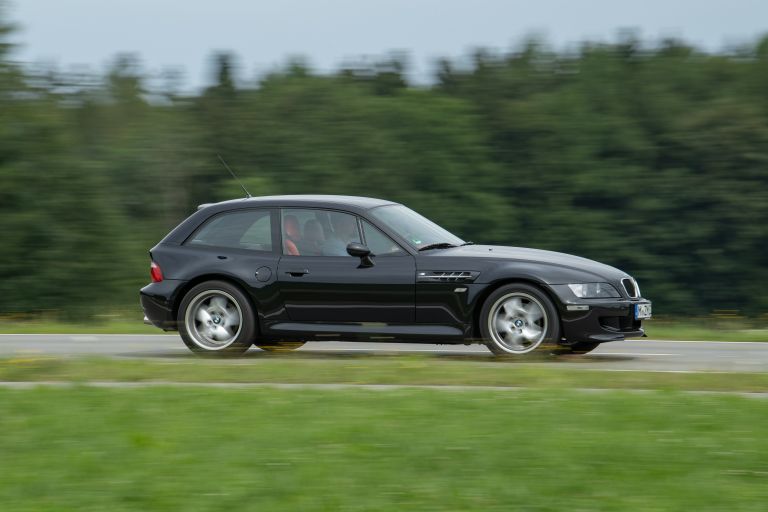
[0,8,766,317]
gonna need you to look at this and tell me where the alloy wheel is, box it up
[185,290,243,350]
[487,292,548,354]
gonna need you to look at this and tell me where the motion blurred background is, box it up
[1,0,767,321]
[2,3,768,511]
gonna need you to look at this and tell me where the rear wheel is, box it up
[178,280,256,356]
[256,341,306,352]
[480,283,561,356]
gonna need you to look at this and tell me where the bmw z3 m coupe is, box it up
[140,195,651,356]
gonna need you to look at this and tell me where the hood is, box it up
[425,244,629,283]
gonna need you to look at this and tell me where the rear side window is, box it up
[187,209,273,251]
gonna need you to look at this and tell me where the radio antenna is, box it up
[217,154,252,198]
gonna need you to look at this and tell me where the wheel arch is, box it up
[173,274,261,335]
[472,278,563,340]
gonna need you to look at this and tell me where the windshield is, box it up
[370,204,464,250]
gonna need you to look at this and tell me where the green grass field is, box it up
[1,386,767,511]
[644,322,768,342]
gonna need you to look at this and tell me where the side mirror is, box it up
[347,242,375,268]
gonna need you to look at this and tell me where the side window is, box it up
[188,210,273,251]
[362,220,406,256]
[281,209,361,256]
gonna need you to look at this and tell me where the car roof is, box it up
[204,195,398,212]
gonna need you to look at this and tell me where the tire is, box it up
[178,280,256,356]
[256,341,306,352]
[553,342,600,355]
[479,283,561,356]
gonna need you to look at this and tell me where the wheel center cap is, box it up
[514,319,524,328]
[212,315,221,325]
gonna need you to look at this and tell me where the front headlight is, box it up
[567,283,620,298]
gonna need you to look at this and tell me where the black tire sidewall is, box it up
[480,283,561,356]
[177,280,256,355]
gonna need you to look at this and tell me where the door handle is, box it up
[285,269,309,277]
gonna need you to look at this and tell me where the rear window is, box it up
[187,209,273,251]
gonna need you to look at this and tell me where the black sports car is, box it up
[140,195,651,356]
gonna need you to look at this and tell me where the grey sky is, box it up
[9,0,768,90]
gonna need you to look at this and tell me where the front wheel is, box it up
[479,283,561,356]
[178,280,256,356]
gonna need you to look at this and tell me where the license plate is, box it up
[635,303,652,320]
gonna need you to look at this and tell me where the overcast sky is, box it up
[9,0,768,90]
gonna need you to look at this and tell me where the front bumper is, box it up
[140,280,186,331]
[550,285,650,344]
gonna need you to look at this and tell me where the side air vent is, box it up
[621,278,639,298]
[417,271,479,283]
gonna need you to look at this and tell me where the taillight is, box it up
[150,261,163,283]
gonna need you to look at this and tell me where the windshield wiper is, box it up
[418,242,458,251]
[460,242,474,246]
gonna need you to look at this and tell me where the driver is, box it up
[323,213,359,256]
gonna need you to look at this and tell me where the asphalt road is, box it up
[2,334,767,372]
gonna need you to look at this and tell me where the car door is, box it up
[276,208,415,324]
